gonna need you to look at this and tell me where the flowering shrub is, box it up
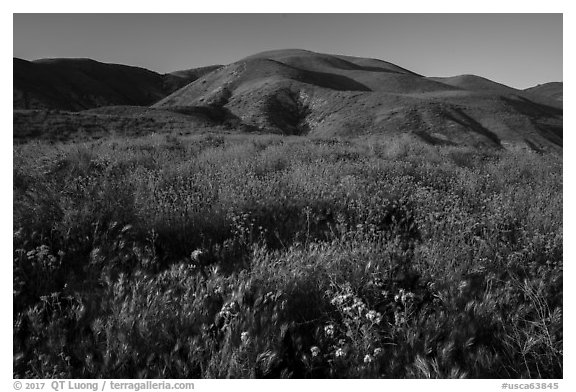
[13,134,562,378]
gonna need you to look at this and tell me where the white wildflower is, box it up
[366,310,382,323]
[324,324,335,337]
[191,249,203,260]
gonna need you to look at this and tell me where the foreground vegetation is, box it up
[13,133,562,378]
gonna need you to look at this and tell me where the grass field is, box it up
[13,133,562,378]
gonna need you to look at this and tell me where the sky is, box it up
[13,14,562,89]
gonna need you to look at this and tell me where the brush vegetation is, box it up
[13,133,562,378]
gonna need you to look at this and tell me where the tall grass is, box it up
[13,133,562,378]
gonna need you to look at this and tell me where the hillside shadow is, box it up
[500,96,563,148]
[444,108,502,147]
[298,69,372,92]
[501,95,563,118]
[166,105,262,133]
[533,124,563,147]
[412,131,458,146]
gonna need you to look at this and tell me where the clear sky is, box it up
[13,14,562,89]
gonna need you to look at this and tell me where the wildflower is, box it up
[394,289,405,303]
[364,354,374,363]
[240,331,250,344]
[365,310,382,324]
[191,249,203,261]
[324,324,335,337]
[335,348,346,358]
[330,293,349,306]
[310,346,320,357]
[352,298,366,312]
[394,312,406,325]
[404,292,416,302]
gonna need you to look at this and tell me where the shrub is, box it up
[13,133,562,378]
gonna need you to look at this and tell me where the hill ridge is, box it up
[13,49,562,152]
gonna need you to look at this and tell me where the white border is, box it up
[3,3,572,391]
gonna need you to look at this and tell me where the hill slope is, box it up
[13,58,218,111]
[154,49,562,152]
[13,50,562,152]
[524,82,563,102]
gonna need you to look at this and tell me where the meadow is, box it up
[13,133,562,378]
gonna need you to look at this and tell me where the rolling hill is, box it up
[524,82,563,103]
[13,49,563,152]
[153,49,562,151]
[13,58,219,111]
